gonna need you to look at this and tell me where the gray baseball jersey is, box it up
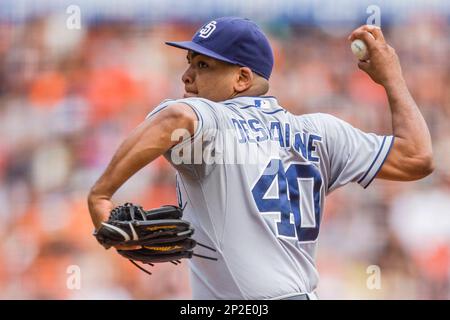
[146,96,394,299]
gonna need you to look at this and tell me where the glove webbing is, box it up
[128,241,218,276]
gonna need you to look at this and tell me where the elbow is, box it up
[421,153,435,177]
[411,152,435,179]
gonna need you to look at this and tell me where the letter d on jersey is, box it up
[366,265,381,290]
[199,21,217,38]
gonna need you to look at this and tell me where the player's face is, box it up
[182,51,240,102]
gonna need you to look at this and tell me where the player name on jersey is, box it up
[231,118,322,163]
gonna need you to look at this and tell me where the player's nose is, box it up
[182,67,194,85]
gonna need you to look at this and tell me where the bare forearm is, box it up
[89,125,166,199]
[87,123,172,229]
[384,79,432,157]
[349,25,434,180]
[87,103,197,229]
[89,107,192,199]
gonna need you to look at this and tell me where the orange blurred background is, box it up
[0,1,449,299]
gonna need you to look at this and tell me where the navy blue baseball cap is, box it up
[166,17,274,80]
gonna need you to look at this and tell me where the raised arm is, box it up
[87,103,197,230]
[349,25,434,181]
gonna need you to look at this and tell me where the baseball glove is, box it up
[93,203,217,275]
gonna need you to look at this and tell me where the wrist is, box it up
[87,193,113,230]
[382,76,407,93]
[87,193,106,210]
[88,184,113,201]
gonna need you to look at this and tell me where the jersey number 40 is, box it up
[251,159,322,242]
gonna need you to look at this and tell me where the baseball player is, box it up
[87,17,434,299]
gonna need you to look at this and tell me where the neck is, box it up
[228,87,264,100]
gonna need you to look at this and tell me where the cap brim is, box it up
[165,41,238,65]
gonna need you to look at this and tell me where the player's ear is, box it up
[234,67,254,93]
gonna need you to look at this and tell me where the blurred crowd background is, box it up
[0,0,449,299]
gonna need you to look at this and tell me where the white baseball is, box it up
[351,39,369,61]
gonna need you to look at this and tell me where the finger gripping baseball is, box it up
[93,203,217,275]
